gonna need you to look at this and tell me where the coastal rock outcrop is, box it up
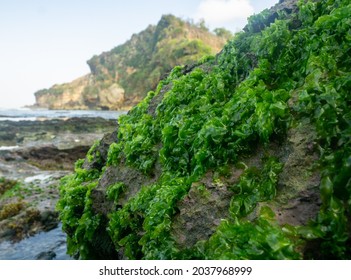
[58,0,351,260]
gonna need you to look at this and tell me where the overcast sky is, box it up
[0,0,278,108]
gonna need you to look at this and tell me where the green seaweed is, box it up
[58,0,351,259]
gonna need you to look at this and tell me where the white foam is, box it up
[0,145,19,151]
[24,174,52,183]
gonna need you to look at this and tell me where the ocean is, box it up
[0,107,127,122]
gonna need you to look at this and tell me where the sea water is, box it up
[0,224,71,260]
[0,107,127,121]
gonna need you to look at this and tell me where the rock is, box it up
[40,210,59,231]
[99,84,125,108]
[57,0,351,260]
[36,251,56,260]
[0,117,117,172]
[0,117,117,148]
[0,176,60,243]
[15,145,90,171]
[0,228,16,239]
[91,163,160,215]
[0,178,17,196]
[82,129,118,171]
[172,172,238,248]
[243,0,299,33]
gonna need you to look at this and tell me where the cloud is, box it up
[194,0,254,26]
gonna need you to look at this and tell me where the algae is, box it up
[57,0,351,259]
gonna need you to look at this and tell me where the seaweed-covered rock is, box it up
[0,177,63,243]
[58,0,351,260]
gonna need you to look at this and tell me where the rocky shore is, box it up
[0,115,119,258]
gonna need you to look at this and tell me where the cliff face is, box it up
[35,75,91,110]
[33,15,229,110]
[58,0,351,260]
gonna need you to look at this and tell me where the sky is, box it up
[0,0,278,108]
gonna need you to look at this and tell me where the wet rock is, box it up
[0,178,17,196]
[0,176,62,243]
[40,210,59,231]
[15,145,90,171]
[0,228,16,239]
[0,207,41,242]
[36,251,56,260]
[0,117,116,147]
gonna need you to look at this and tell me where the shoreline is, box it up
[0,112,121,259]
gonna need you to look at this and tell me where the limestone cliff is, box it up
[33,15,229,110]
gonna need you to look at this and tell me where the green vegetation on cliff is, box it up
[57,0,351,259]
[34,15,229,110]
